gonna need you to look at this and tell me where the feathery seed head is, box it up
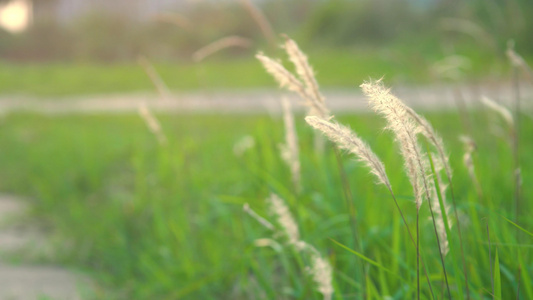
[405,106,452,180]
[256,53,306,96]
[305,116,391,189]
[256,36,331,119]
[280,97,301,193]
[266,194,301,248]
[506,40,526,68]
[283,36,325,105]
[138,103,167,146]
[307,252,333,300]
[361,80,426,209]
[481,96,514,128]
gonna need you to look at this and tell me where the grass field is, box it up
[0,44,515,97]
[0,108,530,299]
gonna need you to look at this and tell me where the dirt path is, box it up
[0,81,530,115]
[0,195,88,300]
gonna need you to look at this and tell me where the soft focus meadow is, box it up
[0,0,532,299]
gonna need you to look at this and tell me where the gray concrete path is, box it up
[0,195,87,300]
[0,81,531,115]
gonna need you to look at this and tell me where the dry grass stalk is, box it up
[460,135,483,198]
[243,203,275,231]
[138,102,167,146]
[481,96,514,128]
[439,18,495,49]
[138,56,172,101]
[240,0,277,47]
[481,94,521,220]
[305,116,390,189]
[253,238,282,252]
[193,36,252,62]
[506,41,533,83]
[280,97,301,193]
[267,193,302,249]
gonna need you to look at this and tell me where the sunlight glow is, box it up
[0,0,31,33]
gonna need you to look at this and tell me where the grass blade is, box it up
[329,238,395,277]
[494,250,501,300]
[501,215,533,238]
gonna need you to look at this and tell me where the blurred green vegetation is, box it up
[0,43,518,96]
[0,111,530,299]
[0,0,531,96]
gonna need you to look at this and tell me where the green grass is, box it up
[0,44,515,97]
[0,109,530,299]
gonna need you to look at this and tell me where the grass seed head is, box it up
[361,80,427,210]
[305,116,391,190]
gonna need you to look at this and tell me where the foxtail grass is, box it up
[361,80,451,299]
[138,55,172,101]
[305,113,439,299]
[137,102,167,146]
[192,36,252,62]
[482,96,521,221]
[280,97,301,194]
[460,135,483,199]
[245,194,333,300]
[506,41,525,222]
[239,0,276,47]
[257,38,358,287]
[407,100,470,297]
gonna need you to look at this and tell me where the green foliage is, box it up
[0,110,530,299]
[0,42,517,97]
[302,0,422,46]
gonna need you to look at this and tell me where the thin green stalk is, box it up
[447,181,470,299]
[487,223,494,299]
[387,188,434,299]
[425,190,452,299]
[417,213,420,300]
[401,128,451,298]
[517,265,521,300]
[332,147,359,248]
[332,146,364,297]
[427,150,466,300]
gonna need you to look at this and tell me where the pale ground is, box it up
[0,81,531,115]
[0,195,88,300]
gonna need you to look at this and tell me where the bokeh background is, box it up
[0,1,531,300]
[0,0,532,95]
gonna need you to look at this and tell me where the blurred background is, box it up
[0,0,531,96]
[0,1,531,299]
